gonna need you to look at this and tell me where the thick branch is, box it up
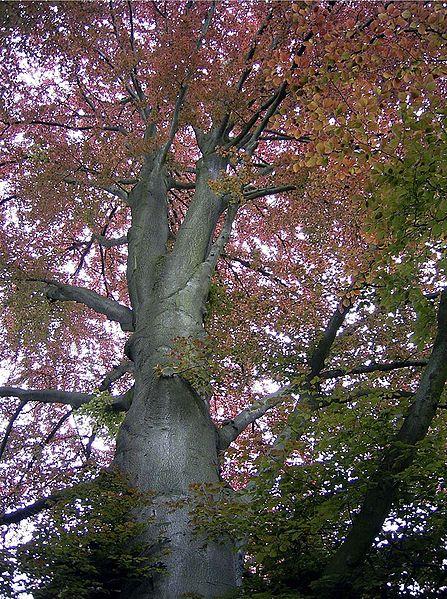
[0,471,112,526]
[217,384,293,451]
[204,203,238,272]
[317,289,447,592]
[43,281,133,331]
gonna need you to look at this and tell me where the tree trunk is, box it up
[114,147,240,597]
[115,372,239,598]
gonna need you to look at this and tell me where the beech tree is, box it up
[0,1,446,597]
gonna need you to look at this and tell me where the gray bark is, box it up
[114,142,240,598]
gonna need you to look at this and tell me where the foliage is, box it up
[77,391,125,438]
[192,396,447,596]
[0,0,446,596]
[4,471,158,599]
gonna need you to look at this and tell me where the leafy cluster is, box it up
[6,470,159,599]
[77,391,125,437]
[191,393,447,597]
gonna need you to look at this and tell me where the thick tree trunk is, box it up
[114,146,239,597]
[115,372,239,598]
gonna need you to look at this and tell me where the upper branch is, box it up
[321,359,428,380]
[42,280,134,331]
[64,177,130,203]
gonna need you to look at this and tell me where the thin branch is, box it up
[218,281,361,448]
[0,400,27,461]
[321,360,428,381]
[0,387,130,411]
[236,9,274,92]
[95,234,128,248]
[16,410,73,488]
[8,119,127,135]
[64,177,129,203]
[243,184,296,201]
[223,254,288,288]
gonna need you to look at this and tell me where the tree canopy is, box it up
[0,1,446,597]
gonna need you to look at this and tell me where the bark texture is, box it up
[114,143,240,598]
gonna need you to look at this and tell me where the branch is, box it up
[223,254,288,288]
[0,387,130,411]
[218,283,360,448]
[0,471,113,526]
[309,293,360,380]
[318,289,447,592]
[95,234,128,248]
[42,280,133,331]
[243,83,288,154]
[243,184,296,201]
[321,360,428,381]
[159,84,187,165]
[64,177,129,203]
[217,384,293,451]
[98,359,134,392]
[235,9,274,92]
[204,203,239,272]
[8,119,128,135]
[0,399,27,461]
[168,177,196,191]
[0,489,68,526]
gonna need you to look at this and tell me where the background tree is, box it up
[0,1,446,597]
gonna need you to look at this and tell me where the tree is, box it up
[0,1,446,597]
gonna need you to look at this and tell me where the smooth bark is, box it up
[114,145,240,598]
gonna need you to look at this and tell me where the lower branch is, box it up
[43,280,134,331]
[0,387,130,411]
[0,490,67,526]
[217,384,293,450]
